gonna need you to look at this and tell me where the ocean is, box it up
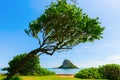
[0,68,7,74]
[0,68,82,74]
[47,68,82,74]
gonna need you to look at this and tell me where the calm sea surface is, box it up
[0,68,7,74]
[47,68,82,74]
[0,68,82,74]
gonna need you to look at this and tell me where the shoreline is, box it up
[56,74,75,77]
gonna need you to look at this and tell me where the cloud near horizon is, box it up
[107,55,120,61]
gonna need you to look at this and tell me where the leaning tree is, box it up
[6,0,104,79]
[7,53,40,76]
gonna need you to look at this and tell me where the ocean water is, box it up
[0,68,7,74]
[47,68,82,74]
[0,68,82,74]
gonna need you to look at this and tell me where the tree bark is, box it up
[5,42,58,79]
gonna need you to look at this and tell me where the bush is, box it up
[9,76,22,80]
[75,64,120,79]
[7,53,40,76]
[4,53,55,76]
[99,64,120,79]
[4,75,22,80]
[36,68,55,76]
[75,67,101,79]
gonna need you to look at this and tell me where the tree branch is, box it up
[36,36,41,46]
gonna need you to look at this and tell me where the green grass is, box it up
[0,75,80,80]
[22,75,80,80]
[0,75,108,80]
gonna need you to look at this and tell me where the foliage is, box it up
[6,0,104,79]
[3,75,22,80]
[75,67,101,79]
[25,0,104,56]
[7,53,40,76]
[36,68,55,76]
[99,64,120,80]
[75,64,120,79]
[5,53,55,76]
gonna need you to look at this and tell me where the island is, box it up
[58,59,78,69]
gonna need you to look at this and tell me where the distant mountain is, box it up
[58,59,78,69]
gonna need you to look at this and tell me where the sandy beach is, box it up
[56,74,75,77]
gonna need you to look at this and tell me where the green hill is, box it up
[59,59,78,69]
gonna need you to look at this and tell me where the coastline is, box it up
[47,68,82,74]
[56,74,75,77]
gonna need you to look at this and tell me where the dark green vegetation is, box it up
[99,64,120,80]
[3,53,40,75]
[6,0,104,79]
[75,64,120,79]
[75,67,101,79]
[3,53,55,76]
[4,75,22,80]
[59,59,78,69]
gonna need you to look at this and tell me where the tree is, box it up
[7,53,40,75]
[3,53,55,76]
[6,0,104,79]
[99,64,120,79]
[75,67,101,79]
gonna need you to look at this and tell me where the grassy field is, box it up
[22,75,80,80]
[0,75,80,80]
[0,75,108,80]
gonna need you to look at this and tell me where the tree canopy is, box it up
[25,0,104,56]
[7,53,40,75]
[8,53,55,76]
[6,0,104,79]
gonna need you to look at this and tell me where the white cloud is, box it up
[76,60,107,68]
[76,54,120,68]
[107,55,120,61]
[76,59,120,68]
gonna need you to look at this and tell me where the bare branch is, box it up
[42,28,46,40]
[37,53,44,56]
[38,48,53,56]
[57,47,72,50]
[36,36,41,46]
[40,36,49,48]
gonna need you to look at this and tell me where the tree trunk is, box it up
[5,48,40,79]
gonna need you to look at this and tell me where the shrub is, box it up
[3,53,55,76]
[3,75,22,80]
[10,76,22,80]
[99,64,120,79]
[75,67,101,79]
[36,68,55,76]
[7,53,40,76]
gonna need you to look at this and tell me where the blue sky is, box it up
[0,0,120,68]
